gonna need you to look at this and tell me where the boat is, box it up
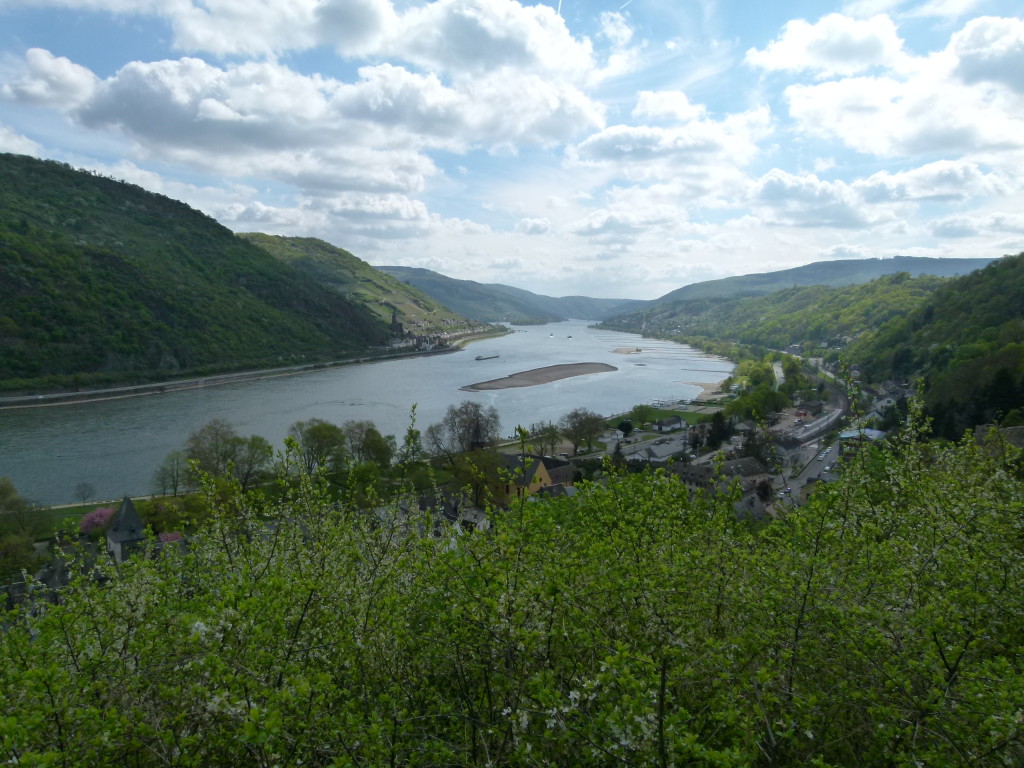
[475,354,499,361]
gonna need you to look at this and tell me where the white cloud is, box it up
[632,90,706,122]
[599,11,633,48]
[752,169,885,228]
[570,107,770,179]
[317,0,398,56]
[842,0,982,20]
[781,16,1024,160]
[168,0,321,56]
[393,0,594,80]
[856,160,1012,202]
[820,243,876,259]
[930,211,1024,238]
[952,16,1024,93]
[515,217,551,234]
[746,14,906,77]
[0,48,98,108]
[930,216,979,237]
[0,124,41,156]
[904,0,983,20]
[785,71,1024,157]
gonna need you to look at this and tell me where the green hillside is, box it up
[240,234,475,334]
[602,272,948,351]
[0,154,389,391]
[847,253,1024,433]
[648,254,995,305]
[377,265,643,323]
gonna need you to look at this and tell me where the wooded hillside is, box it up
[849,253,1024,434]
[240,234,471,333]
[0,154,388,391]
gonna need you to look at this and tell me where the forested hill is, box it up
[377,265,643,323]
[848,253,1024,435]
[601,271,949,348]
[0,154,389,391]
[601,250,1024,436]
[240,234,470,333]
[646,254,995,305]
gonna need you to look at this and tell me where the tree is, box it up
[361,427,395,470]
[79,506,115,536]
[396,406,427,484]
[185,418,240,477]
[232,435,273,491]
[184,420,271,491]
[340,420,375,465]
[288,418,346,475]
[0,477,42,581]
[2,423,1024,765]
[617,419,634,437]
[631,403,655,428]
[704,410,732,450]
[426,401,500,462]
[339,420,395,470]
[559,407,605,455]
[755,477,773,503]
[73,481,96,503]
[527,421,561,455]
[152,450,189,496]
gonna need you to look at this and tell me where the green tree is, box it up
[2,425,1023,766]
[559,407,605,455]
[630,402,655,428]
[184,419,271,490]
[288,418,346,475]
[0,477,43,581]
[361,427,395,470]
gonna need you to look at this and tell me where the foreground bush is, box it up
[2,431,1022,766]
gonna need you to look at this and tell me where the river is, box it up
[0,320,733,505]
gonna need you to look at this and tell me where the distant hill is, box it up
[602,255,997,333]
[599,248,1024,437]
[240,234,474,334]
[646,255,996,306]
[0,153,389,391]
[604,272,950,349]
[377,265,643,323]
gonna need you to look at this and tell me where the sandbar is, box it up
[462,362,617,391]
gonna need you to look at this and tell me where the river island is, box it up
[461,362,618,391]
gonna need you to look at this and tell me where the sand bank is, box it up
[462,362,617,391]
[689,381,725,402]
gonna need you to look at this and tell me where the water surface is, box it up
[0,320,733,505]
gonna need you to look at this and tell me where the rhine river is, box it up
[0,320,733,505]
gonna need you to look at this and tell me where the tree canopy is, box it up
[2,425,1023,765]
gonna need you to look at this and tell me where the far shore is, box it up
[0,328,512,411]
[461,362,617,391]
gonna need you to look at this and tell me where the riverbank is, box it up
[461,362,618,391]
[0,328,512,410]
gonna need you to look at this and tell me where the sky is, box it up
[1,1,1023,300]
